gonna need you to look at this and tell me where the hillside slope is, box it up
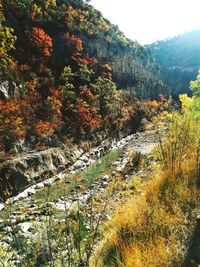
[148,30,200,97]
[0,0,163,151]
[2,0,161,98]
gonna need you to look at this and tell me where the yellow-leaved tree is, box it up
[0,1,16,76]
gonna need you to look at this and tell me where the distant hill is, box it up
[148,30,200,97]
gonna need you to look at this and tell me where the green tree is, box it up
[190,70,200,97]
[60,66,76,102]
[78,63,94,82]
[91,77,118,114]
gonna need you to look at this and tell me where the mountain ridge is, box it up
[148,29,200,97]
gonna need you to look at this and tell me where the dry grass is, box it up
[93,111,200,267]
[96,170,198,267]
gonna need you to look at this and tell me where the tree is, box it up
[190,70,200,97]
[78,63,94,82]
[75,86,100,130]
[28,27,53,57]
[0,2,16,76]
[0,89,41,148]
[91,77,118,115]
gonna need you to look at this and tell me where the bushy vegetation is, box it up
[93,73,200,267]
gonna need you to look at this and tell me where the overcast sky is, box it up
[90,0,200,44]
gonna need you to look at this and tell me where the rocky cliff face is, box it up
[84,36,162,99]
[0,125,135,199]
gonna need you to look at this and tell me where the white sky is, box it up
[90,0,200,44]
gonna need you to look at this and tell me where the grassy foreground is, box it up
[93,94,200,267]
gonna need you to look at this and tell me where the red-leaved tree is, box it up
[28,27,53,57]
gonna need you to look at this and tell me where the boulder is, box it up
[18,222,32,234]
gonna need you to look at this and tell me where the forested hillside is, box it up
[0,0,163,152]
[148,30,200,97]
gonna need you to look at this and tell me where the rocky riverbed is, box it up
[0,128,165,266]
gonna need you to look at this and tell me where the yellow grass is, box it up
[94,112,200,267]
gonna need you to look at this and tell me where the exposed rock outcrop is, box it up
[0,123,162,204]
[0,81,18,100]
[0,132,124,198]
[84,37,162,99]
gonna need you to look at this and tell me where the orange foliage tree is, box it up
[0,89,41,148]
[28,27,53,57]
[63,32,83,62]
[34,88,64,137]
[0,82,65,148]
[75,86,101,131]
